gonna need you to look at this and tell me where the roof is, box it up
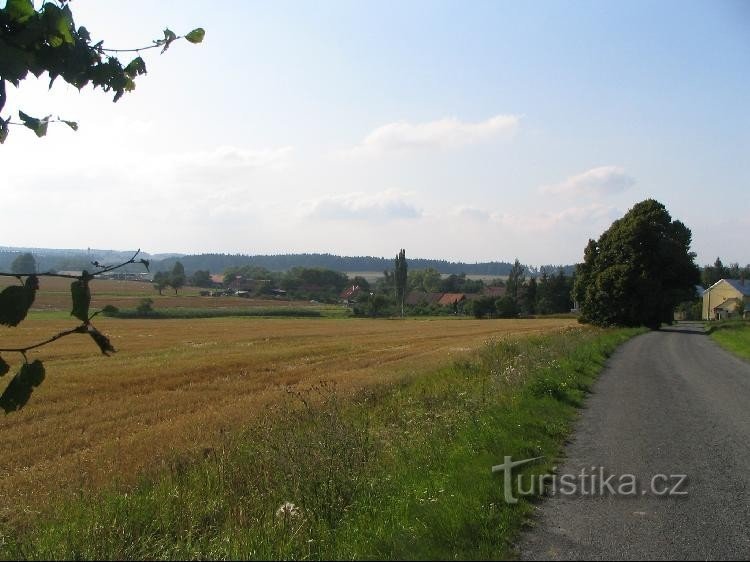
[483,286,506,298]
[723,279,750,296]
[706,279,750,297]
[438,293,467,306]
[405,291,443,306]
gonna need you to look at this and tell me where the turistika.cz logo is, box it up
[491,456,688,504]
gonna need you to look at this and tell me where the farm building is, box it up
[702,279,750,320]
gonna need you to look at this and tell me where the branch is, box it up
[0,249,147,279]
[0,324,86,355]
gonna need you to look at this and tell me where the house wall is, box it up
[702,281,743,320]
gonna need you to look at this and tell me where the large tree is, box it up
[573,199,700,329]
[10,252,36,274]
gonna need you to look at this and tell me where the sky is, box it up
[1,0,748,266]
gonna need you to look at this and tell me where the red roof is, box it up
[438,293,467,306]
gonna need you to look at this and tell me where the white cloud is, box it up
[540,166,635,197]
[455,203,619,233]
[300,190,422,221]
[348,114,520,155]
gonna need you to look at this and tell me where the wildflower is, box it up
[276,501,301,519]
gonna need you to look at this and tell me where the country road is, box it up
[519,322,750,560]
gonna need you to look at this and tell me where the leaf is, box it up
[5,0,35,23]
[124,56,147,78]
[0,356,9,377]
[139,259,150,271]
[42,3,74,47]
[18,110,50,138]
[70,277,91,322]
[0,360,45,414]
[0,275,39,327]
[185,28,206,44]
[88,326,116,355]
[61,119,78,131]
[160,28,177,53]
[0,119,8,144]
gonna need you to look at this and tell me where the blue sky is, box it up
[2,0,748,265]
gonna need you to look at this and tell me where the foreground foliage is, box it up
[0,326,640,559]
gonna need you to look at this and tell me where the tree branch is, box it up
[0,324,87,355]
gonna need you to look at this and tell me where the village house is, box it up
[702,279,750,320]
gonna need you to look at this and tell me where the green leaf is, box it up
[0,119,8,144]
[5,0,35,23]
[88,326,116,355]
[160,28,177,53]
[70,277,91,322]
[124,56,147,78]
[139,259,150,271]
[185,28,205,44]
[0,275,38,327]
[18,110,50,138]
[0,360,45,413]
[42,3,74,47]
[0,356,9,377]
[61,119,78,131]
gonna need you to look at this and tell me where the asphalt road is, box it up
[518,322,750,560]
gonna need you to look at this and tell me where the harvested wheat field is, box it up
[0,314,577,522]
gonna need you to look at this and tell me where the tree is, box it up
[394,249,408,317]
[506,259,525,303]
[10,252,36,274]
[573,199,700,329]
[190,270,212,288]
[152,271,169,295]
[168,261,186,295]
[0,0,204,142]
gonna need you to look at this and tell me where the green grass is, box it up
[0,326,642,560]
[708,320,750,361]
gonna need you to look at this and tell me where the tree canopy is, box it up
[573,199,700,329]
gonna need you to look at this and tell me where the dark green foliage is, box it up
[394,249,407,317]
[136,297,155,315]
[440,272,484,293]
[0,274,38,326]
[535,267,574,315]
[0,360,45,413]
[353,293,392,318]
[495,296,519,318]
[152,271,170,295]
[0,0,204,142]
[573,199,700,329]
[189,269,212,288]
[10,252,36,274]
[468,295,497,319]
[506,259,526,302]
[0,355,9,377]
[168,261,186,295]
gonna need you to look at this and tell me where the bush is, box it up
[136,298,155,315]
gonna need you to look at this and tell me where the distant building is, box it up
[702,279,750,320]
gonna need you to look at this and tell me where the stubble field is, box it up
[0,276,577,524]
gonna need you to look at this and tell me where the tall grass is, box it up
[708,320,750,361]
[0,326,641,560]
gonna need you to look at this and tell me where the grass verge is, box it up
[0,326,642,560]
[708,320,750,361]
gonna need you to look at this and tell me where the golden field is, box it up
[0,276,578,523]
